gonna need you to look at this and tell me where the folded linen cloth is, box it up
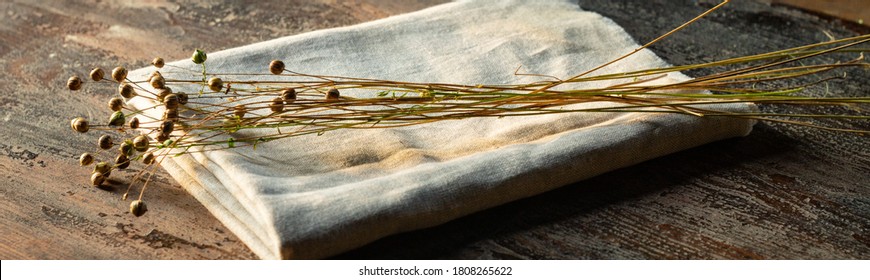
[127,0,755,259]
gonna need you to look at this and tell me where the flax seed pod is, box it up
[160,120,174,135]
[130,200,147,217]
[207,77,223,92]
[89,68,105,81]
[115,153,130,170]
[326,87,340,100]
[111,67,127,82]
[108,111,125,126]
[79,153,94,166]
[108,97,124,112]
[119,140,134,156]
[119,83,135,98]
[93,161,111,176]
[163,108,179,122]
[156,88,173,101]
[176,92,188,105]
[142,152,155,165]
[269,60,285,75]
[282,88,296,104]
[67,76,82,90]
[70,117,89,133]
[152,57,165,68]
[191,49,206,64]
[270,97,284,113]
[150,74,166,89]
[129,117,140,129]
[90,172,105,186]
[132,135,149,152]
[98,135,113,150]
[163,93,179,110]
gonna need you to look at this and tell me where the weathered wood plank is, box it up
[1,0,867,260]
[0,0,447,260]
[771,0,870,27]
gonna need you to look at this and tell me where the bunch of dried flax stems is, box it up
[65,1,868,216]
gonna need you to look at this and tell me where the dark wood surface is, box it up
[772,0,870,27]
[1,0,867,260]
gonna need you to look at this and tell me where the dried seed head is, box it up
[67,76,83,91]
[94,161,111,176]
[156,87,173,101]
[177,92,188,105]
[282,88,297,103]
[326,87,340,100]
[149,74,166,89]
[89,68,105,81]
[207,77,223,92]
[70,117,89,133]
[108,97,124,112]
[133,135,149,152]
[108,111,125,126]
[270,97,284,113]
[163,93,179,110]
[142,152,155,165]
[163,108,179,122]
[152,57,165,68]
[98,135,113,150]
[90,172,105,186]
[191,49,207,64]
[111,67,127,83]
[233,104,246,118]
[269,60,285,75]
[160,120,174,135]
[118,83,135,99]
[129,117,140,129]
[156,133,169,142]
[149,71,162,80]
[115,153,130,170]
[119,140,134,156]
[79,153,94,166]
[130,200,147,217]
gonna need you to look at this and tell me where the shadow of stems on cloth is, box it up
[333,124,800,259]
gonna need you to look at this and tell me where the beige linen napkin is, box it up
[127,0,755,259]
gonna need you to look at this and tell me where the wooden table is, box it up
[1,0,867,259]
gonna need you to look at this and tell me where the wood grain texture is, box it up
[0,0,447,260]
[1,0,867,260]
[770,0,870,27]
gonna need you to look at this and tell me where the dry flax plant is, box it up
[65,0,869,216]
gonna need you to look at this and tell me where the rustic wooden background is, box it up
[1,0,867,259]
[772,0,870,27]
